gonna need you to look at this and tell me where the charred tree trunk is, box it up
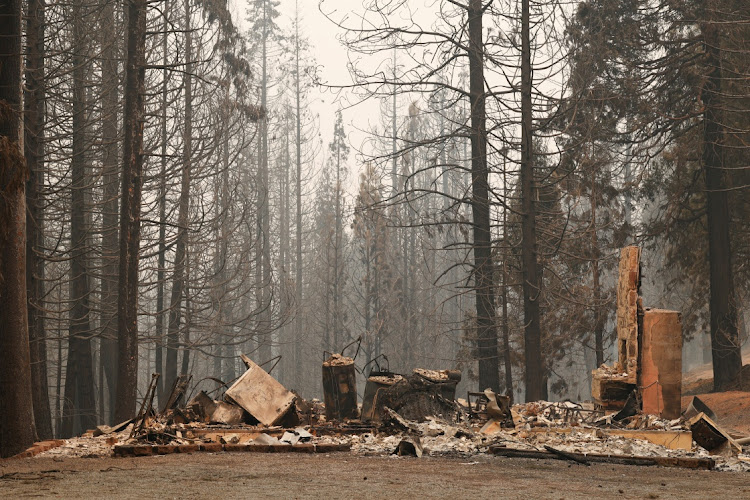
[24,0,53,440]
[294,17,303,388]
[99,0,120,425]
[181,256,191,376]
[0,0,37,457]
[166,0,193,393]
[62,2,98,436]
[114,0,147,423]
[501,158,513,394]
[590,175,605,367]
[520,0,544,402]
[468,0,500,392]
[258,0,273,364]
[220,129,234,384]
[702,16,742,390]
[155,0,170,406]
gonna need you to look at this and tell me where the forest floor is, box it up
[683,351,750,395]
[1,452,749,499]
[682,351,750,435]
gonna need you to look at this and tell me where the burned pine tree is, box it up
[0,0,37,458]
[24,0,53,440]
[115,0,147,424]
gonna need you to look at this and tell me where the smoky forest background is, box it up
[1,0,750,457]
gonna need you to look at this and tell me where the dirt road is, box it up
[1,453,747,499]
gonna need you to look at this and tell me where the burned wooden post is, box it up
[161,374,191,414]
[322,354,358,421]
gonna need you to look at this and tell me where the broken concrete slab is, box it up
[280,431,299,445]
[295,427,313,441]
[219,434,240,445]
[225,357,295,426]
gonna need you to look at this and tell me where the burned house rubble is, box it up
[30,248,750,472]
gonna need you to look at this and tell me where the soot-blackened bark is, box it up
[702,18,742,391]
[24,0,53,440]
[0,0,37,457]
[468,0,500,392]
[115,0,147,423]
[520,0,544,401]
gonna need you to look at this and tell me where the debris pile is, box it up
[30,337,749,471]
[28,246,750,473]
[35,363,750,471]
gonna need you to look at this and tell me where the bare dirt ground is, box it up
[1,453,748,499]
[683,351,750,395]
[682,351,750,436]
[681,391,750,436]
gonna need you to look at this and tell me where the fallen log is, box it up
[489,446,715,470]
[543,445,590,466]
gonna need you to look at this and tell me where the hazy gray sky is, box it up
[229,0,381,190]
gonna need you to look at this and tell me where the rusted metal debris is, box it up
[688,412,742,456]
[369,371,461,423]
[393,436,423,458]
[322,354,358,421]
[683,396,719,422]
[79,349,747,470]
[362,371,402,422]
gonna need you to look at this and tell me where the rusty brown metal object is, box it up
[322,354,358,421]
[372,374,459,423]
[361,371,401,422]
[688,412,741,455]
